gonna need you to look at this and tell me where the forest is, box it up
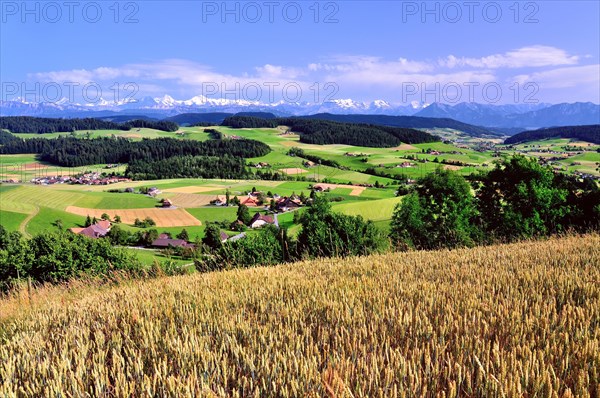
[126,155,251,180]
[0,116,179,134]
[295,113,500,137]
[504,124,600,144]
[221,116,439,147]
[0,132,270,167]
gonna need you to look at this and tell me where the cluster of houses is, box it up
[212,192,304,213]
[573,170,600,181]
[31,173,131,186]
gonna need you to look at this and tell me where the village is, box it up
[67,185,319,253]
[29,172,132,186]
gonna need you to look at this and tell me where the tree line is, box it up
[390,156,600,250]
[221,116,440,147]
[0,116,179,134]
[126,155,251,180]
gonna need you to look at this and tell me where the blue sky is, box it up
[1,1,599,105]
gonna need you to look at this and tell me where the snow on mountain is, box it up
[1,96,597,128]
[156,95,177,106]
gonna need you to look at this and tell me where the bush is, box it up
[476,156,574,240]
[199,225,287,271]
[0,228,142,290]
[390,168,481,250]
[297,196,388,258]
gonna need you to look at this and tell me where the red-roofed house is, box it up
[276,197,302,212]
[241,196,260,207]
[96,220,112,230]
[249,213,275,229]
[70,220,111,239]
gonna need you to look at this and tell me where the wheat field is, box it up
[1,235,599,397]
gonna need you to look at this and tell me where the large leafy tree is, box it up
[202,224,223,250]
[390,168,481,250]
[237,204,252,226]
[297,195,387,258]
[475,156,571,239]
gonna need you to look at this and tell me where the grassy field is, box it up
[331,196,403,221]
[1,234,598,396]
[25,207,85,236]
[2,127,598,237]
[4,127,599,182]
[0,210,28,231]
[123,247,193,268]
[0,176,401,236]
[498,138,600,176]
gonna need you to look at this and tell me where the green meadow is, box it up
[0,178,403,240]
[1,125,598,239]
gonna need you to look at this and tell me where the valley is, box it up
[2,121,598,268]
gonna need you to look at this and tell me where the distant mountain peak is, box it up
[0,97,598,129]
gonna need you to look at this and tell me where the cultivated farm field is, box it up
[0,177,399,238]
[1,234,598,396]
[4,126,600,182]
[65,206,202,227]
[2,126,598,243]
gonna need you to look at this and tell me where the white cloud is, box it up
[512,64,600,88]
[441,46,579,69]
[25,48,596,103]
[309,55,433,74]
[30,59,309,89]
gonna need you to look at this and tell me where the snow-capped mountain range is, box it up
[1,96,598,129]
[0,95,428,117]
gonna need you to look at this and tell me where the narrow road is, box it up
[18,206,39,238]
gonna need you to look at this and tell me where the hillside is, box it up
[505,124,600,144]
[165,112,277,126]
[296,113,502,137]
[1,234,598,396]
[222,116,440,147]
